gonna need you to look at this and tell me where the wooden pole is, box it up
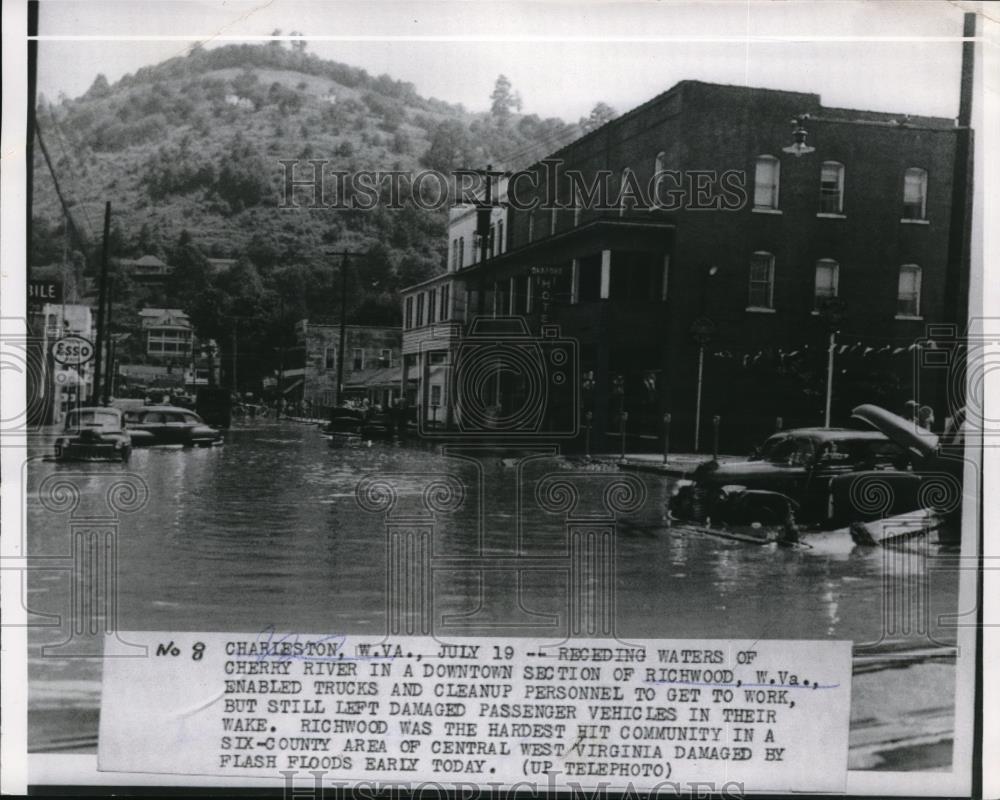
[91,202,111,405]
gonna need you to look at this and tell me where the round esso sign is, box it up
[51,335,95,367]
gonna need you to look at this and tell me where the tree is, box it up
[289,31,307,53]
[421,120,475,173]
[84,74,112,100]
[490,74,521,125]
[579,102,617,133]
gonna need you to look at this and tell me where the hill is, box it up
[30,42,583,384]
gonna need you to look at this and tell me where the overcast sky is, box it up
[36,0,973,122]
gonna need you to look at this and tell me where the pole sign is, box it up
[28,279,63,314]
[51,335,95,367]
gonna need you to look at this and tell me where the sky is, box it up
[35,0,974,123]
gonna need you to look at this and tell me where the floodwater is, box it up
[25,421,961,766]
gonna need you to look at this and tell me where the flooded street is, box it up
[26,421,959,767]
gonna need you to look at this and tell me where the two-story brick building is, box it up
[298,319,403,414]
[403,79,970,450]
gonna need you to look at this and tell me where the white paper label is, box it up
[99,633,851,793]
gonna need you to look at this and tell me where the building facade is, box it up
[401,80,968,451]
[138,308,194,360]
[298,320,403,413]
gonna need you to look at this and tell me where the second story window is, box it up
[404,296,413,329]
[325,347,335,369]
[814,259,840,308]
[753,155,780,210]
[439,283,450,321]
[458,236,464,268]
[451,238,459,270]
[748,251,775,309]
[819,162,844,214]
[427,289,437,322]
[380,348,392,367]
[902,167,928,220]
[897,264,922,317]
[416,293,425,327]
[352,348,364,370]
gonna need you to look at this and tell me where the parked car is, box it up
[54,407,132,462]
[669,421,922,535]
[321,407,366,438]
[124,405,222,447]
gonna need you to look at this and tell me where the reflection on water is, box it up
[27,422,959,716]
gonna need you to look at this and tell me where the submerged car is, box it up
[124,405,222,447]
[669,414,929,535]
[54,407,132,462]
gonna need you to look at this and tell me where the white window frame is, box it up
[747,251,776,311]
[352,348,364,371]
[902,167,928,222]
[818,161,845,216]
[813,259,840,311]
[896,264,922,319]
[753,155,780,212]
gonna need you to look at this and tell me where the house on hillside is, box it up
[138,308,193,361]
[120,254,173,283]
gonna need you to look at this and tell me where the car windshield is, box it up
[816,438,908,468]
[760,436,816,466]
[65,410,120,431]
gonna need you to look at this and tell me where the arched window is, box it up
[748,251,775,309]
[897,264,922,317]
[754,155,780,210]
[819,162,844,214]
[902,167,928,220]
[814,259,839,308]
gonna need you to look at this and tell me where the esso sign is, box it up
[51,335,95,366]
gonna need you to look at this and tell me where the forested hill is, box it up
[30,41,586,341]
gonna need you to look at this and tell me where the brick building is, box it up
[401,80,971,450]
[298,320,403,412]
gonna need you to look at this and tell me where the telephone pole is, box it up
[326,251,355,406]
[91,202,112,405]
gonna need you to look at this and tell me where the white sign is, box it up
[51,335,95,367]
[99,633,852,793]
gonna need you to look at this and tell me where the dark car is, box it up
[125,405,222,447]
[54,407,132,462]
[322,407,366,438]
[669,424,920,534]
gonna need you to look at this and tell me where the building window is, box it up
[897,264,922,317]
[352,348,364,370]
[814,259,840,308]
[819,162,844,214]
[404,296,413,329]
[380,348,392,367]
[653,151,667,207]
[430,385,443,406]
[439,284,450,321]
[458,236,464,268]
[325,348,335,369]
[753,155,780,210]
[528,211,535,243]
[451,238,458,270]
[416,293,425,327]
[902,167,928,220]
[748,252,775,309]
[427,289,437,323]
[497,220,504,254]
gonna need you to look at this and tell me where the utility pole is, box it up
[103,280,116,401]
[824,330,836,428]
[91,202,111,406]
[326,251,354,406]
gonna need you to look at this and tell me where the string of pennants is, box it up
[709,339,938,368]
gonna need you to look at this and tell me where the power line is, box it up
[34,123,91,251]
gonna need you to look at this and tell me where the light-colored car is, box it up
[124,405,222,448]
[55,407,132,462]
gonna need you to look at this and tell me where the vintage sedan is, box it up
[669,423,919,536]
[124,405,223,447]
[54,407,132,462]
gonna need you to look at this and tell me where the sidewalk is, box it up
[588,451,741,478]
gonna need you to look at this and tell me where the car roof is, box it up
[136,405,197,413]
[69,406,121,415]
[766,427,889,443]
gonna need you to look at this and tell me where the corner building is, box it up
[404,80,967,451]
